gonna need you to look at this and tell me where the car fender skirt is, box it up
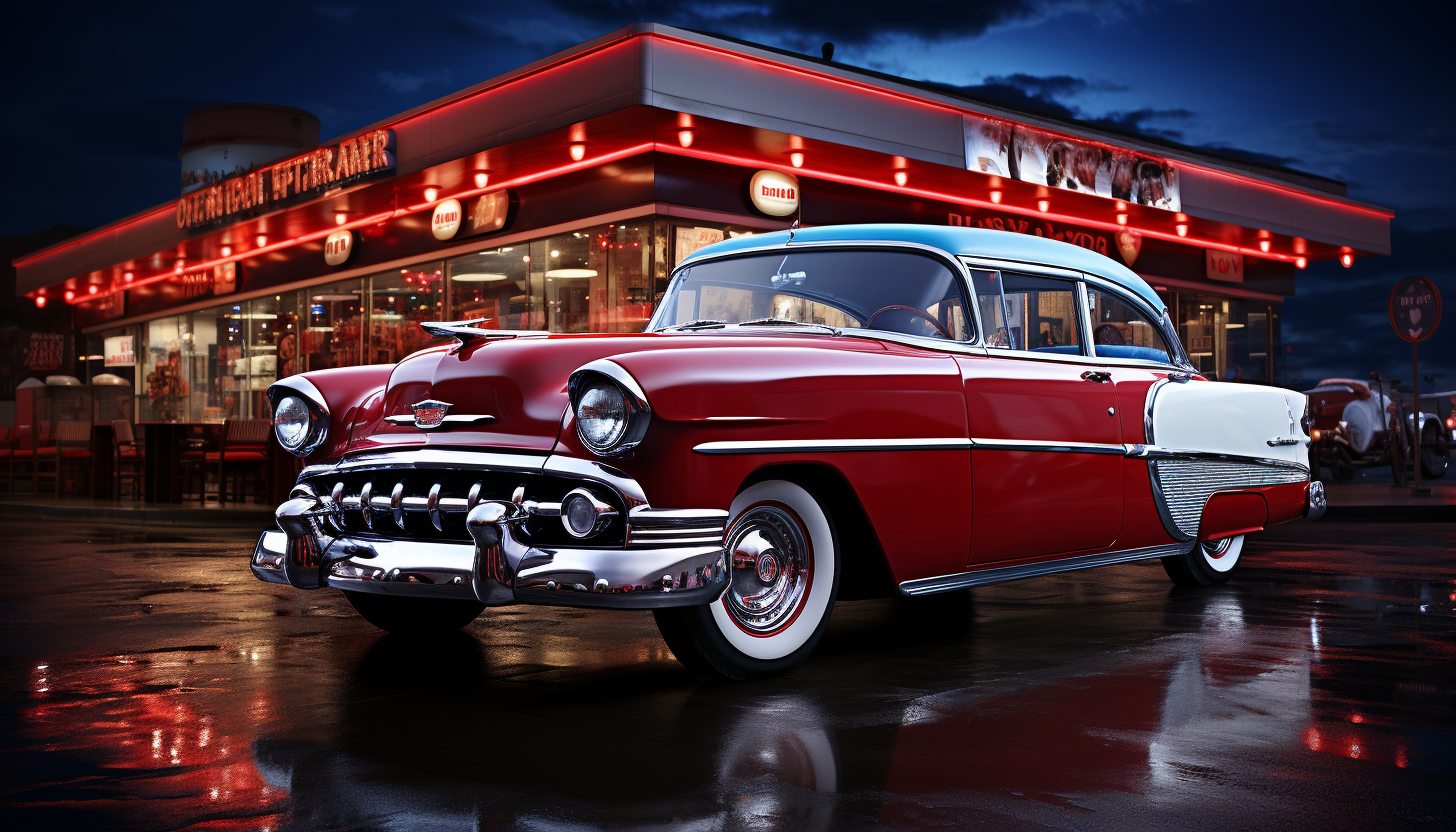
[1198,491,1268,542]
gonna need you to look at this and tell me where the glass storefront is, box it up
[1162,290,1280,384]
[102,215,760,423]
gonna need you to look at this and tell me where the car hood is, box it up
[345,332,887,454]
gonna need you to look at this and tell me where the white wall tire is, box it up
[1162,534,1245,587]
[654,480,840,679]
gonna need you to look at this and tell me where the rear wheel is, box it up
[1161,535,1245,587]
[343,590,485,635]
[654,480,840,680]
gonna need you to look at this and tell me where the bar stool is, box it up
[111,419,146,501]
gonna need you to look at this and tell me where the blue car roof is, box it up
[676,223,1164,311]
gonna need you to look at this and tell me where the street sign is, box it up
[1389,276,1441,343]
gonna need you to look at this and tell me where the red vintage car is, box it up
[252,225,1323,679]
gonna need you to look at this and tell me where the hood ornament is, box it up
[420,317,550,350]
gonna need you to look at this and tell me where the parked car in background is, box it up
[1305,373,1448,482]
[250,225,1324,679]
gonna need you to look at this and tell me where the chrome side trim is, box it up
[898,542,1191,595]
[973,438,1126,455]
[693,438,975,454]
[1125,445,1310,472]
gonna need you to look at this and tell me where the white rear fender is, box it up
[1150,379,1309,468]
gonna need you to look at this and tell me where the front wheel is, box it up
[654,480,840,680]
[343,590,485,635]
[1161,535,1245,587]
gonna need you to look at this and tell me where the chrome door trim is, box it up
[693,438,975,454]
[899,542,1192,595]
[961,256,1083,280]
[972,438,1127,455]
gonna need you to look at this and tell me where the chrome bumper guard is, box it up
[251,496,730,610]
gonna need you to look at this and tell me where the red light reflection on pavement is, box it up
[16,656,288,829]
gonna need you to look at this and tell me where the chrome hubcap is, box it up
[725,506,810,635]
[1202,537,1233,559]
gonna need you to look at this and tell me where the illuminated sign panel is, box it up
[104,335,134,367]
[964,114,1180,212]
[431,199,463,240]
[323,229,354,266]
[749,170,799,216]
[176,129,395,230]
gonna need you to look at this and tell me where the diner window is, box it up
[448,246,536,329]
[974,271,1081,353]
[302,279,364,371]
[1085,286,1173,364]
[141,314,205,422]
[368,264,448,364]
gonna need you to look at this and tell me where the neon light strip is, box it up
[75,142,658,303]
[653,143,1301,263]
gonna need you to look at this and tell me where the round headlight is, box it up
[273,395,313,451]
[576,382,628,451]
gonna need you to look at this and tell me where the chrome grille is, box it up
[304,469,624,546]
[1149,458,1307,539]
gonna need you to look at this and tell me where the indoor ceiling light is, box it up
[545,268,598,278]
[450,273,512,282]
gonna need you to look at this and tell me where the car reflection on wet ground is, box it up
[1,519,1452,831]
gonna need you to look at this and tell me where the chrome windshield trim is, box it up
[693,438,974,454]
[652,239,985,349]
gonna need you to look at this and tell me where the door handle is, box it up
[1081,371,1112,383]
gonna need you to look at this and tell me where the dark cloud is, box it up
[1088,108,1194,141]
[541,0,1147,47]
[1195,143,1298,169]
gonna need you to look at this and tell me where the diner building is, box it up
[15,23,1391,430]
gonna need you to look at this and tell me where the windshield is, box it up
[652,248,973,341]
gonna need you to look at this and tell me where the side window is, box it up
[1086,286,1173,364]
[972,270,1083,354]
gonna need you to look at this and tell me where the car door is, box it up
[958,269,1124,565]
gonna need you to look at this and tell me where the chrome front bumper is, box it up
[251,496,730,610]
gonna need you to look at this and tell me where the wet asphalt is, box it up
[1,517,1453,831]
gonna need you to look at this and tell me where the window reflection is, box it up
[368,264,447,364]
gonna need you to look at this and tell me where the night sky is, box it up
[4,1,1450,393]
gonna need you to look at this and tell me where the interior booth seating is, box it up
[111,419,145,501]
[184,418,271,505]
